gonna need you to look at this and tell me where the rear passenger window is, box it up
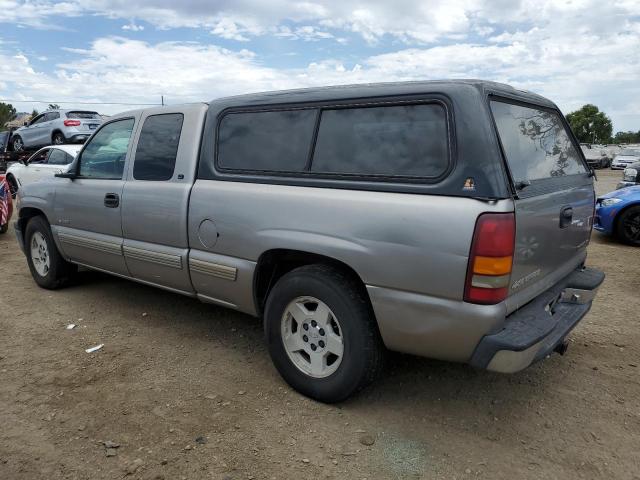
[133,114,183,181]
[490,101,587,182]
[48,149,71,165]
[217,109,316,172]
[311,104,449,177]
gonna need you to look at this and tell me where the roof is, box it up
[39,144,83,156]
[207,79,556,109]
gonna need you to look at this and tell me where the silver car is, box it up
[11,110,102,152]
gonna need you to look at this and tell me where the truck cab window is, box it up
[78,118,134,179]
[133,113,184,181]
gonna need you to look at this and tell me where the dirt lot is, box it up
[1,169,639,480]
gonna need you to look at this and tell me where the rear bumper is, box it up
[469,266,604,373]
[66,134,90,143]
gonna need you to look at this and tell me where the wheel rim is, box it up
[622,213,640,242]
[14,138,23,151]
[281,296,344,378]
[30,231,50,277]
[53,135,63,145]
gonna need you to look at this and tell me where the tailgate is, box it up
[490,99,594,313]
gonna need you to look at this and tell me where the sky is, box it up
[0,0,639,132]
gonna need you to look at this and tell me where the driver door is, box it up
[21,114,45,147]
[52,117,137,276]
[21,148,50,184]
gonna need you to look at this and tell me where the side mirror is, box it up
[23,122,28,127]
[55,171,77,179]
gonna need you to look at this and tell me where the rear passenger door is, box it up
[121,107,205,294]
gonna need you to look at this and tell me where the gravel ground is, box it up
[1,169,639,480]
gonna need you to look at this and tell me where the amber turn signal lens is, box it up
[473,255,513,276]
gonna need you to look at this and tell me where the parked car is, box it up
[611,148,640,170]
[616,161,640,189]
[0,173,13,233]
[0,130,10,172]
[11,110,102,152]
[14,81,604,402]
[594,185,640,245]
[580,145,610,169]
[5,145,81,197]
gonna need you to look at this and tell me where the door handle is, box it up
[104,193,120,208]
[559,206,573,228]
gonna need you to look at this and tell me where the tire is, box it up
[52,132,65,145]
[6,174,18,198]
[12,136,23,152]
[264,264,384,403]
[24,216,77,289]
[615,206,640,246]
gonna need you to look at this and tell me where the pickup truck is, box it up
[14,81,604,402]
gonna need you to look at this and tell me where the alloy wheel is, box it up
[280,296,344,378]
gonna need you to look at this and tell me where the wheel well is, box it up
[51,130,64,140]
[253,249,369,315]
[17,207,47,239]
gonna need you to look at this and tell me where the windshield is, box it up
[67,111,101,120]
[620,149,640,156]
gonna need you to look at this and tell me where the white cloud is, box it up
[122,22,144,32]
[0,1,638,130]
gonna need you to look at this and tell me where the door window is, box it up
[29,149,49,164]
[29,115,45,126]
[44,112,60,122]
[490,101,587,182]
[133,113,183,181]
[78,118,135,179]
[48,149,72,165]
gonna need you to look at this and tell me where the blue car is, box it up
[594,185,640,245]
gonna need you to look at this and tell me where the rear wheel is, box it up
[264,264,384,403]
[12,136,23,152]
[616,206,640,246]
[52,132,65,145]
[25,216,77,289]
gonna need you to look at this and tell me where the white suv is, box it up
[11,110,102,152]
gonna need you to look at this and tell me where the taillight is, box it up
[64,119,81,127]
[464,212,515,305]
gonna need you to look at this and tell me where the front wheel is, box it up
[6,174,18,198]
[25,216,77,289]
[12,136,24,152]
[616,206,640,246]
[264,264,384,403]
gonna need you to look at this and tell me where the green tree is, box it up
[0,102,17,128]
[31,109,39,118]
[48,103,60,110]
[566,104,613,144]
[613,130,640,144]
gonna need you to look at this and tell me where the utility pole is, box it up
[161,95,164,106]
